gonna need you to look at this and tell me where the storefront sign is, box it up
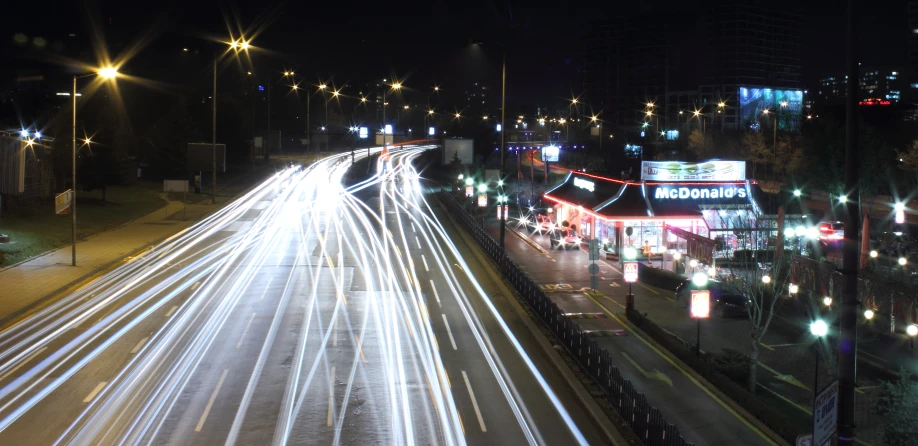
[573,177,595,192]
[478,194,488,207]
[641,161,746,182]
[691,290,710,318]
[653,185,747,200]
[623,262,638,282]
[465,186,474,197]
[814,380,839,446]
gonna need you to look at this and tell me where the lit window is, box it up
[911,83,918,89]
[914,29,918,33]
[893,71,899,75]
[888,76,897,80]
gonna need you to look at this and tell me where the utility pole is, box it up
[307,93,311,153]
[71,76,77,266]
[212,54,217,204]
[499,51,507,250]
[837,0,859,444]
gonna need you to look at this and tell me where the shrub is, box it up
[712,348,752,385]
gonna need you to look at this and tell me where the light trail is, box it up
[0,145,590,446]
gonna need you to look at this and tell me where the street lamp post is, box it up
[692,272,709,356]
[71,67,118,266]
[810,320,828,406]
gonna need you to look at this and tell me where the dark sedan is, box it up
[674,279,750,318]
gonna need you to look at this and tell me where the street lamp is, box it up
[762,274,772,284]
[899,257,907,266]
[69,66,119,266]
[793,189,802,197]
[810,319,828,401]
[823,296,833,306]
[864,309,875,320]
[869,250,878,258]
[908,324,918,349]
[838,195,848,204]
[623,246,637,310]
[689,258,698,274]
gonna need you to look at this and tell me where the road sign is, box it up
[465,186,473,197]
[590,276,599,290]
[477,194,487,207]
[623,262,638,283]
[588,239,600,260]
[814,380,839,446]
[55,189,73,214]
[588,263,600,275]
[691,290,710,318]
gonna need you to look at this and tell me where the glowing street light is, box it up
[465,178,474,186]
[762,274,772,284]
[864,309,875,319]
[869,250,878,258]
[477,183,487,193]
[98,67,118,79]
[793,189,802,197]
[810,320,828,337]
[789,283,799,294]
[240,40,249,50]
[823,296,833,306]
[692,272,708,287]
[908,324,918,337]
[838,195,848,203]
[899,257,907,266]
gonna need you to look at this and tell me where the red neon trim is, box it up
[645,181,751,186]
[543,194,703,222]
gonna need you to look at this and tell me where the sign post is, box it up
[691,290,710,356]
[623,261,638,310]
[814,380,839,446]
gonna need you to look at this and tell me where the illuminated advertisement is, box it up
[358,127,369,139]
[542,145,560,162]
[691,290,710,318]
[623,262,638,283]
[641,161,746,181]
[738,87,803,132]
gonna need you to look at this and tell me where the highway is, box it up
[0,146,610,445]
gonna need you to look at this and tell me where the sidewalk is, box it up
[0,164,276,323]
[0,200,216,322]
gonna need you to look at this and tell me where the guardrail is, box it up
[440,191,694,446]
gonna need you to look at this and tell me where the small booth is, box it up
[544,161,771,264]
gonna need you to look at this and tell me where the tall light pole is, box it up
[213,37,250,203]
[384,82,402,146]
[499,52,507,250]
[71,67,118,266]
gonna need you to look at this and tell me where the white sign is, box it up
[542,145,560,162]
[623,262,638,283]
[428,127,435,136]
[359,127,369,139]
[384,124,393,135]
[55,189,73,215]
[163,180,189,193]
[573,177,595,192]
[641,161,746,181]
[653,186,747,200]
[814,380,839,446]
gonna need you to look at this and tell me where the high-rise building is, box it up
[908,1,918,101]
[816,66,906,106]
[582,1,802,135]
[464,82,490,119]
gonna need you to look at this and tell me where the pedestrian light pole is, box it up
[499,51,507,250]
[623,246,638,311]
[71,66,119,266]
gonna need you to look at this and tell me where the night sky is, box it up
[1,0,911,107]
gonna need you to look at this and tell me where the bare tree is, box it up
[719,213,791,394]
[741,132,769,180]
[687,129,715,160]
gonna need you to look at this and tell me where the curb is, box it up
[432,194,628,446]
[0,169,274,329]
[506,225,548,254]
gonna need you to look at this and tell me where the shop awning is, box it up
[544,172,627,211]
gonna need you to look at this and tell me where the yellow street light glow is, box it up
[333,90,340,97]
[679,110,684,114]
[428,110,434,115]
[718,101,726,107]
[870,250,878,258]
[781,101,788,107]
[590,116,598,122]
[360,97,367,102]
[559,118,566,124]
[404,105,409,109]
[98,67,118,78]
[319,84,327,90]
[292,85,299,90]
[483,116,488,120]
[240,40,250,50]
[229,40,238,49]
[692,110,700,117]
[392,82,402,89]
[455,113,461,118]
[762,109,770,114]
[864,309,875,319]
[645,110,652,116]
[434,86,439,91]
[646,102,654,108]
[571,98,578,104]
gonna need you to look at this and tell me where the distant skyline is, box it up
[1,0,911,107]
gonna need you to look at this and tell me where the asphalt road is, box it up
[0,146,611,445]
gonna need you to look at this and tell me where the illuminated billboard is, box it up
[738,87,803,132]
[542,145,560,162]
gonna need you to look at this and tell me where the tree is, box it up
[718,212,792,394]
[686,130,714,160]
[741,132,769,180]
[896,139,918,186]
[875,368,918,445]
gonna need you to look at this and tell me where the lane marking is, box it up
[165,306,178,317]
[637,282,661,295]
[83,381,107,403]
[461,371,487,432]
[355,335,368,363]
[412,222,416,233]
[415,236,422,249]
[130,337,149,354]
[191,281,201,291]
[421,255,430,272]
[195,369,229,432]
[0,347,48,382]
[441,314,458,350]
[429,280,442,307]
[583,292,777,445]
[237,313,256,348]
[395,245,401,257]
[259,277,274,301]
[327,366,336,427]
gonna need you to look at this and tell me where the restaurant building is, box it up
[543,161,775,263]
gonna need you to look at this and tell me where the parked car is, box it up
[674,279,750,318]
[876,231,917,257]
[818,221,845,242]
[549,227,581,250]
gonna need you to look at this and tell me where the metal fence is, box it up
[440,191,695,446]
